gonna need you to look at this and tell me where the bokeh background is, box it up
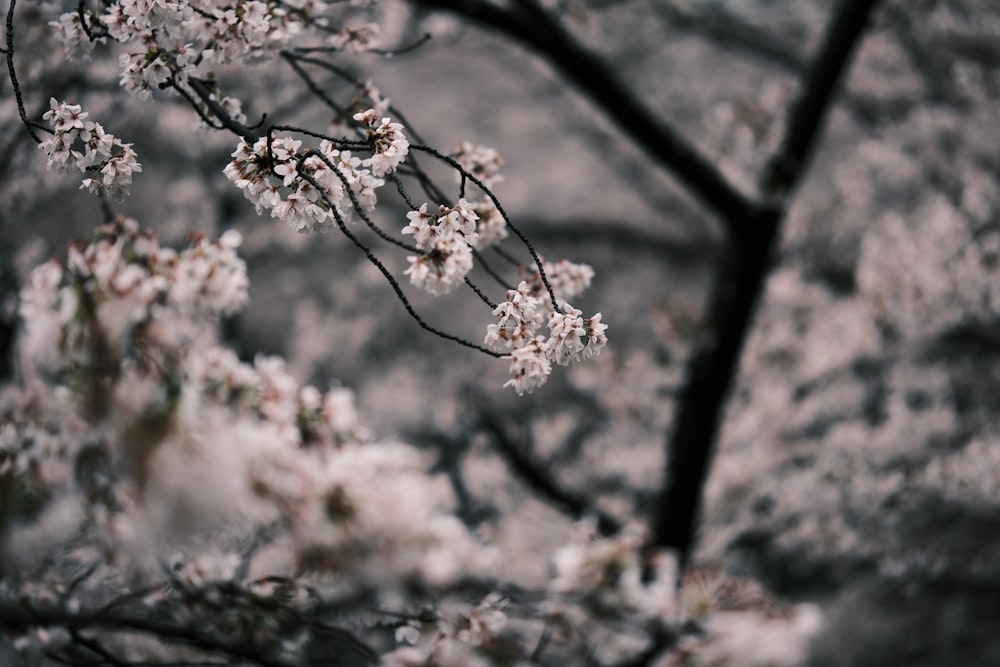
[3,1,1000,664]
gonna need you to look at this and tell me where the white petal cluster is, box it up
[354,108,409,177]
[19,217,247,376]
[328,21,381,53]
[404,236,475,296]
[453,141,505,187]
[187,349,361,447]
[524,258,595,309]
[50,11,103,61]
[470,198,508,250]
[12,220,499,592]
[544,306,608,366]
[402,199,479,296]
[224,134,384,232]
[484,281,545,352]
[485,288,607,394]
[502,336,552,395]
[38,98,142,200]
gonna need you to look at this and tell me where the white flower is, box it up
[453,142,504,187]
[484,281,544,352]
[503,336,552,395]
[404,236,474,296]
[582,312,608,359]
[403,200,478,249]
[354,108,409,177]
[471,198,507,250]
[543,259,595,304]
[321,387,358,436]
[544,304,587,366]
[51,11,102,60]
[329,22,380,53]
[225,137,383,231]
[402,203,435,247]
[40,99,142,198]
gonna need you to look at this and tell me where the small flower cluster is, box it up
[328,21,381,53]
[49,10,104,61]
[354,108,410,177]
[469,198,508,250]
[453,142,505,187]
[450,143,509,250]
[525,258,595,309]
[223,133,383,232]
[118,44,194,100]
[550,524,675,616]
[402,200,479,295]
[54,0,322,67]
[188,348,362,446]
[484,281,607,395]
[37,98,142,200]
[48,0,380,143]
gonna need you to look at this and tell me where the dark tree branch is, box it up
[653,0,884,566]
[653,1,804,72]
[761,0,885,201]
[408,0,760,231]
[0,604,298,667]
[475,408,622,536]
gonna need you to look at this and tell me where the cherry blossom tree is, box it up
[8,0,994,665]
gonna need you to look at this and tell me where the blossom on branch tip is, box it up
[484,281,544,352]
[453,142,504,187]
[403,200,479,249]
[503,337,552,395]
[542,306,607,365]
[354,108,409,177]
[544,305,587,366]
[404,235,474,296]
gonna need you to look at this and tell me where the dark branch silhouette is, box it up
[409,0,759,232]
[654,0,884,565]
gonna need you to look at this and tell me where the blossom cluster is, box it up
[397,144,605,393]
[484,280,608,395]
[354,108,410,177]
[20,218,246,379]
[37,98,142,200]
[12,219,490,587]
[402,199,479,295]
[223,111,407,232]
[453,141,506,187]
[2,218,813,666]
[52,0,336,70]
[328,20,381,53]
